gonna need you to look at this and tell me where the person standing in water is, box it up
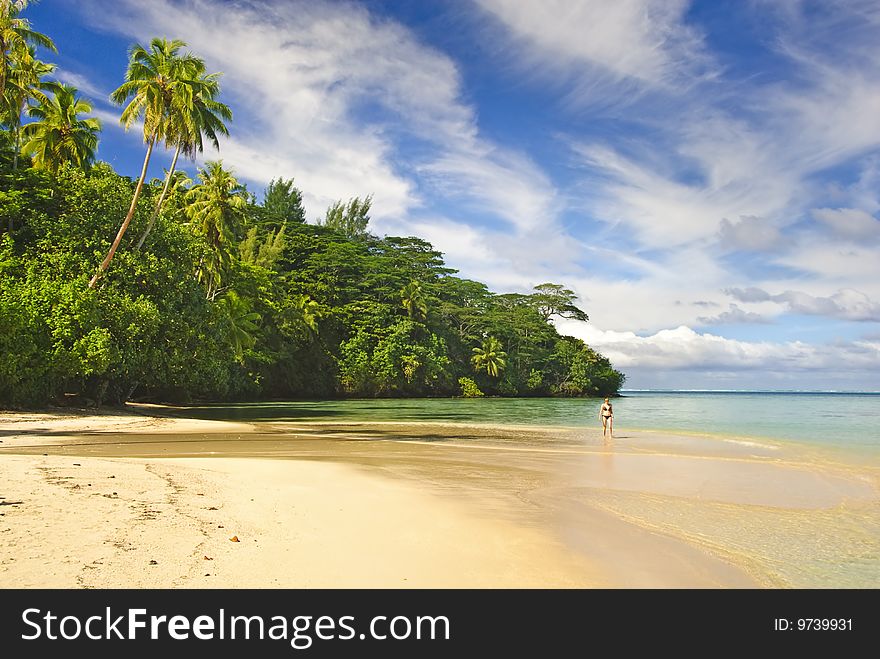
[599,397,614,439]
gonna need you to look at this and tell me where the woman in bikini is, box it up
[599,397,613,439]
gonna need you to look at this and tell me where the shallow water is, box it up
[22,420,878,588]
[177,391,880,459]
[151,393,880,587]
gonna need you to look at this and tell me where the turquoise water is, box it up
[182,391,880,457]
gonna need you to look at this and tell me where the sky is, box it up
[27,0,880,390]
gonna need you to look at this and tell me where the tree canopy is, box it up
[0,7,624,406]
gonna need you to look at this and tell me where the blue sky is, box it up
[28,0,880,389]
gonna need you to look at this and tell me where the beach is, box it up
[1,406,878,588]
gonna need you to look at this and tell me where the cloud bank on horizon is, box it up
[40,0,880,389]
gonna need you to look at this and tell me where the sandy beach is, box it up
[1,407,877,588]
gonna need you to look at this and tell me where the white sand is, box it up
[0,454,600,588]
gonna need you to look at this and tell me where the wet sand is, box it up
[1,409,878,588]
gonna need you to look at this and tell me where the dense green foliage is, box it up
[0,4,624,406]
[0,155,624,405]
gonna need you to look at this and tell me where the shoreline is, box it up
[124,399,880,463]
[2,408,878,588]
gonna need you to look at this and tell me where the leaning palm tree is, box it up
[21,83,100,173]
[4,45,53,168]
[0,0,55,102]
[88,38,203,289]
[471,336,507,378]
[186,160,247,300]
[400,281,427,320]
[135,70,231,249]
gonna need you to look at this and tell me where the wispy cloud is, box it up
[490,1,880,245]
[50,69,109,103]
[77,0,565,239]
[486,1,880,338]
[475,0,716,97]
[571,141,796,250]
[417,145,560,233]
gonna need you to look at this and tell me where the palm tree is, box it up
[400,281,427,320]
[88,38,202,289]
[289,293,320,337]
[20,83,100,173]
[217,290,260,363]
[156,168,193,215]
[471,336,507,378]
[134,69,231,249]
[0,0,55,102]
[3,45,53,168]
[186,160,247,300]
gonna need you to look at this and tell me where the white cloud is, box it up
[484,1,880,245]
[90,108,134,132]
[571,140,800,251]
[766,65,880,174]
[475,0,715,94]
[50,69,108,103]
[811,207,880,241]
[841,156,880,214]
[380,216,587,293]
[498,0,880,352]
[718,215,783,252]
[727,287,880,322]
[773,241,880,282]
[417,146,560,233]
[698,304,770,325]
[555,321,880,373]
[78,0,564,237]
[555,266,734,334]
[211,132,414,221]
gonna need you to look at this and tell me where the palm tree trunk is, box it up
[8,113,19,231]
[88,135,155,288]
[12,126,19,171]
[135,143,180,250]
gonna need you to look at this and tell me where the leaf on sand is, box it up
[203,555,213,560]
[229,535,240,542]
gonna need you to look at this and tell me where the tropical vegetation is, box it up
[0,3,624,406]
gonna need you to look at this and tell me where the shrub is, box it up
[458,376,484,398]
